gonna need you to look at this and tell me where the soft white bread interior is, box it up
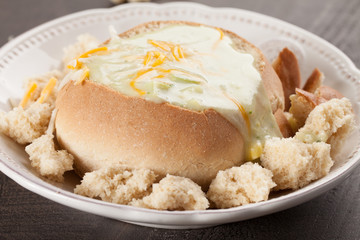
[207,162,276,208]
[55,21,284,188]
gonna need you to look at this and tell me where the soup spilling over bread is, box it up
[55,22,284,189]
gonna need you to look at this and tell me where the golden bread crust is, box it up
[56,80,244,188]
[274,109,294,138]
[272,48,301,111]
[303,68,324,93]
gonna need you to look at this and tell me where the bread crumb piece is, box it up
[206,163,275,209]
[0,103,53,144]
[25,134,74,182]
[62,34,100,71]
[261,138,333,190]
[130,174,209,210]
[295,98,355,156]
[74,165,157,205]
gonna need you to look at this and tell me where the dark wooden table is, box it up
[1,0,359,239]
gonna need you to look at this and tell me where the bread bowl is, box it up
[55,21,285,188]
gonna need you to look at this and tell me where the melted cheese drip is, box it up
[65,24,281,160]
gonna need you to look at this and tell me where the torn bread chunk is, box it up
[289,88,326,130]
[302,68,324,93]
[289,93,313,130]
[25,134,74,182]
[74,165,157,205]
[295,98,355,156]
[206,163,276,209]
[261,138,333,190]
[0,103,53,144]
[274,109,294,138]
[272,48,301,111]
[62,34,100,71]
[314,85,344,101]
[130,174,209,210]
[301,68,343,100]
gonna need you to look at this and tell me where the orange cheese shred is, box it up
[147,40,186,63]
[78,47,108,59]
[216,28,224,40]
[213,28,225,50]
[156,68,172,74]
[37,77,57,104]
[177,46,185,58]
[67,47,108,70]
[172,47,180,61]
[155,74,165,78]
[143,52,154,65]
[152,52,166,67]
[74,67,90,85]
[148,40,171,51]
[130,68,153,95]
[67,60,77,70]
[143,51,166,67]
[19,82,38,108]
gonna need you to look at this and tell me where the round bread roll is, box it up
[55,21,284,188]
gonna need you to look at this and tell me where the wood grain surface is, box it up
[1,0,359,239]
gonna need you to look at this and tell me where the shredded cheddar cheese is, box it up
[216,28,224,40]
[130,68,154,95]
[37,77,57,104]
[156,68,172,74]
[212,28,225,50]
[143,51,154,66]
[67,60,77,70]
[151,52,166,67]
[143,51,167,67]
[67,60,81,70]
[148,40,171,51]
[155,75,165,78]
[172,47,180,61]
[78,47,108,59]
[19,82,38,108]
[147,39,185,62]
[74,67,90,85]
[177,46,185,58]
[67,47,108,70]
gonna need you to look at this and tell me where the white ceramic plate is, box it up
[0,2,359,229]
